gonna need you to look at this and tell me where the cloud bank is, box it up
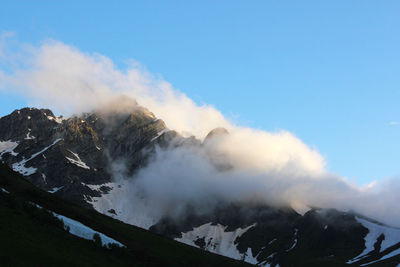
[124,135,400,227]
[1,38,399,227]
[0,39,230,138]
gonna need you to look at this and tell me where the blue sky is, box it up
[0,1,399,185]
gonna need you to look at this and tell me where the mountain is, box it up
[0,106,166,207]
[1,106,400,266]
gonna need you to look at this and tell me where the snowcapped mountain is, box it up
[1,106,400,266]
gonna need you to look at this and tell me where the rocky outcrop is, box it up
[0,106,167,207]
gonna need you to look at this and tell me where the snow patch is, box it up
[347,217,400,264]
[25,129,35,140]
[29,202,124,247]
[243,247,258,264]
[286,229,298,252]
[47,115,63,124]
[268,238,277,245]
[175,223,256,262]
[359,247,400,266]
[66,150,90,169]
[0,140,19,159]
[83,182,113,191]
[151,129,169,142]
[54,213,124,247]
[30,139,61,159]
[42,173,47,183]
[87,182,158,229]
[1,187,9,194]
[259,252,277,267]
[12,163,37,176]
[48,186,64,193]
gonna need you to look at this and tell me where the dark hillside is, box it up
[0,163,252,267]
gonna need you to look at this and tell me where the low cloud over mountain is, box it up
[1,38,400,228]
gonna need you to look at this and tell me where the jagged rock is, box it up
[204,127,229,143]
[0,106,167,207]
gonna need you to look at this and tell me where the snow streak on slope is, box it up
[286,229,298,252]
[47,115,63,124]
[66,150,90,169]
[347,217,400,264]
[53,213,125,247]
[0,187,10,194]
[24,129,35,140]
[48,186,64,193]
[175,223,256,262]
[29,202,124,247]
[360,247,400,266]
[12,138,61,176]
[151,128,169,142]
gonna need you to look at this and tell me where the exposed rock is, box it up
[204,127,229,143]
[0,106,167,207]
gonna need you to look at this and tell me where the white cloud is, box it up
[1,40,230,137]
[109,140,400,227]
[389,121,400,126]
[0,31,15,59]
[1,39,400,227]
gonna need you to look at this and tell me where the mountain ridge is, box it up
[1,106,400,266]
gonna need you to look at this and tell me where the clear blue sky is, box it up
[1,1,399,185]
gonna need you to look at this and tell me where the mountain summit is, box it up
[0,106,166,207]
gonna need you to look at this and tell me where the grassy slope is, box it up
[0,164,252,267]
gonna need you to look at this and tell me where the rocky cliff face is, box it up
[1,107,400,266]
[0,107,166,207]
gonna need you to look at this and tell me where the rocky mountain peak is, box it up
[0,106,169,207]
[204,127,229,142]
[0,107,63,142]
